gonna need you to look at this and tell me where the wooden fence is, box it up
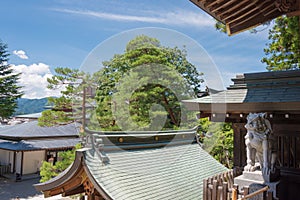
[203,170,273,200]
[0,164,10,176]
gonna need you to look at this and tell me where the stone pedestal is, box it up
[234,171,264,188]
[234,171,280,199]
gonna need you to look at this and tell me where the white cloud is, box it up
[13,50,29,59]
[54,8,215,28]
[11,63,62,99]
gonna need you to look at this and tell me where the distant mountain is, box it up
[14,98,50,115]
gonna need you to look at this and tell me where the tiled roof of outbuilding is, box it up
[0,138,80,151]
[0,121,79,140]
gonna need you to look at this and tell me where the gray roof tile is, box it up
[0,121,80,139]
[184,70,300,105]
[0,138,80,151]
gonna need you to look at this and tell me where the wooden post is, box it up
[232,123,247,168]
[222,182,228,200]
[212,180,218,200]
[87,193,95,200]
[267,191,273,200]
[227,171,233,188]
[233,184,239,200]
[203,179,208,200]
[232,188,237,200]
[208,184,212,200]
[20,151,24,176]
[243,186,249,197]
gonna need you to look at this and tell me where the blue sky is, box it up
[0,0,271,98]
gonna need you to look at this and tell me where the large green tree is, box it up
[0,41,23,121]
[262,16,300,71]
[95,35,203,131]
[200,118,233,168]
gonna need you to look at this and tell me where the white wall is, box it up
[15,151,22,174]
[23,150,45,174]
[0,149,10,165]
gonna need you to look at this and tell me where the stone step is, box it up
[234,176,264,189]
[241,171,264,181]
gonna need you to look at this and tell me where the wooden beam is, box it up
[229,1,277,29]
[230,9,262,29]
[287,10,300,16]
[204,0,223,9]
[218,1,251,20]
[222,1,259,21]
[227,4,262,26]
[210,0,236,13]
[63,186,85,196]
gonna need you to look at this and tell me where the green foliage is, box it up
[47,96,72,111]
[38,109,72,126]
[95,35,203,130]
[47,67,85,96]
[39,67,91,127]
[262,16,300,71]
[0,40,23,120]
[200,118,234,168]
[215,21,227,33]
[40,143,81,183]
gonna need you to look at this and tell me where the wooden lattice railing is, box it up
[203,170,273,200]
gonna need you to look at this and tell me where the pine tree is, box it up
[0,41,23,121]
[95,35,203,131]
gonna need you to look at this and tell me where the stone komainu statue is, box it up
[244,113,277,179]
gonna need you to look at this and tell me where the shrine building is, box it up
[183,70,300,199]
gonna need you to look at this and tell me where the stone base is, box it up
[234,171,280,199]
[234,171,264,188]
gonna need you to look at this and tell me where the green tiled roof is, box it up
[35,128,228,199]
[84,143,227,200]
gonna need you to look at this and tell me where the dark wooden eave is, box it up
[34,149,112,200]
[190,0,300,35]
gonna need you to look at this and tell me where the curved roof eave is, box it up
[34,148,87,192]
[34,148,113,200]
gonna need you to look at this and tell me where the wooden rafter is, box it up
[190,0,300,35]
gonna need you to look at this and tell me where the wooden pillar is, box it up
[87,194,95,200]
[232,123,247,171]
[13,151,16,173]
[20,151,24,176]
